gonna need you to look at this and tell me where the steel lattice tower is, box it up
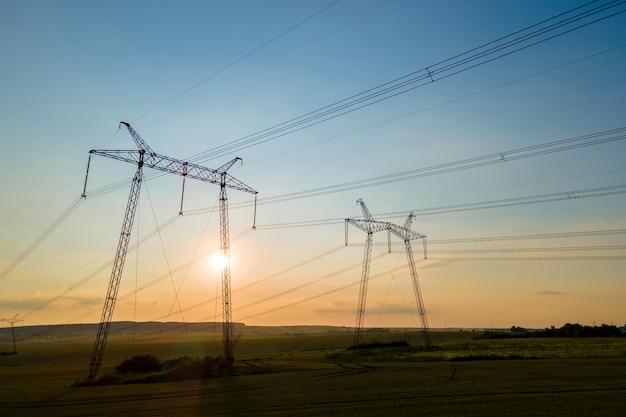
[84,123,256,380]
[1,314,23,354]
[345,199,429,346]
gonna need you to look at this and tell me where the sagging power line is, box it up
[185,0,626,164]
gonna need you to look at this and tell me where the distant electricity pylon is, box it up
[345,199,429,346]
[1,314,23,354]
[83,122,257,381]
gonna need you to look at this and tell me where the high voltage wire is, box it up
[214,183,626,231]
[19,214,183,320]
[94,41,626,195]
[18,225,625,323]
[427,244,626,254]
[184,0,626,164]
[246,128,626,207]
[174,127,626,217]
[5,1,623,273]
[73,245,626,333]
[426,255,626,261]
[235,254,387,313]
[61,122,626,223]
[19,226,251,321]
[4,127,624,287]
[429,228,626,244]
[322,229,626,246]
[246,42,626,166]
[83,127,626,205]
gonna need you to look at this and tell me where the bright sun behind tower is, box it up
[210,252,228,271]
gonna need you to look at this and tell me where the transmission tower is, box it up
[83,122,257,380]
[1,314,24,354]
[345,199,429,346]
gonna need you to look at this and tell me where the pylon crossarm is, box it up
[388,223,426,241]
[89,150,257,194]
[346,218,391,234]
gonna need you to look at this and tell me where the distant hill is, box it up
[0,322,355,340]
[0,321,227,340]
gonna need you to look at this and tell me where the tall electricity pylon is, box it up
[84,122,257,380]
[1,314,23,353]
[345,199,429,346]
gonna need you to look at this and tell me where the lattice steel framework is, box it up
[84,122,256,380]
[1,314,24,354]
[345,199,429,346]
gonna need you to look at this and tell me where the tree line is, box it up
[476,323,625,339]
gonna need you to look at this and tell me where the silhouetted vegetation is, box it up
[115,354,162,373]
[450,354,523,361]
[474,323,624,340]
[349,340,409,350]
[74,355,233,386]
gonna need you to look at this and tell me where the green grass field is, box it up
[1,327,625,416]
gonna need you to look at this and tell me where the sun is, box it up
[210,252,228,271]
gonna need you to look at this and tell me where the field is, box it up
[1,325,626,416]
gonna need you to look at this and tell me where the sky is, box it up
[1,0,625,333]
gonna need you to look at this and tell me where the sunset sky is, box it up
[1,0,625,332]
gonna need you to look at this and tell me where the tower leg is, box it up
[219,181,234,361]
[88,163,143,381]
[353,232,373,346]
[10,324,17,353]
[405,240,430,346]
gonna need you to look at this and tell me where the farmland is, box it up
[1,325,625,416]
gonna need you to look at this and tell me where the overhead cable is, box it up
[187,0,626,163]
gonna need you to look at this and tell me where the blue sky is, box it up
[1,0,625,331]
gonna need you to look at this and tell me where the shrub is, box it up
[115,354,162,374]
[203,356,233,378]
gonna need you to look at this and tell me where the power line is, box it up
[19,214,182,320]
[428,244,626,254]
[426,255,626,261]
[83,126,626,207]
[185,0,626,164]
[5,130,623,293]
[17,224,625,331]
[5,3,623,283]
[247,42,626,166]
[169,127,626,217]
[250,128,626,207]
[428,228,626,244]
[214,183,626,231]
